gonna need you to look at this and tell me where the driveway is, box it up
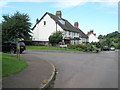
[25,50,118,88]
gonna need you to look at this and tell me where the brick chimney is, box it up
[74,22,79,28]
[56,11,62,18]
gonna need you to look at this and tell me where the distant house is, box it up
[87,30,99,43]
[32,11,88,45]
[99,39,106,43]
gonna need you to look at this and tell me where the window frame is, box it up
[43,21,46,26]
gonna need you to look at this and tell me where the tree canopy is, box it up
[49,31,63,46]
[98,31,120,49]
[2,11,32,41]
[98,31,120,39]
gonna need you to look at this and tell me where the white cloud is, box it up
[54,0,89,8]
[0,0,119,8]
[0,2,8,7]
[55,0,119,8]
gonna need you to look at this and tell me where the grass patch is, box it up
[26,46,83,52]
[2,53,28,77]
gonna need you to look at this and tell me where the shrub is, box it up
[67,43,100,53]
[49,31,63,46]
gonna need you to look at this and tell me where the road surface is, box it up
[25,50,118,88]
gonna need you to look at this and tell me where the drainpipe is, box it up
[56,22,57,32]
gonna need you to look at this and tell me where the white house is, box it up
[32,11,88,45]
[87,30,99,43]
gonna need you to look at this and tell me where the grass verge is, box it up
[2,53,28,77]
[26,46,83,52]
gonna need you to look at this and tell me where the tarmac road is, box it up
[25,50,118,88]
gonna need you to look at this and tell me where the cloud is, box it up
[54,0,88,8]
[55,0,119,8]
[0,0,119,8]
[0,2,8,7]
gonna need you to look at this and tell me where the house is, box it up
[87,30,99,43]
[32,11,88,45]
[99,39,106,43]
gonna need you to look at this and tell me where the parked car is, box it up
[102,46,110,51]
[59,45,67,48]
[2,41,26,54]
[110,47,115,51]
[59,42,67,48]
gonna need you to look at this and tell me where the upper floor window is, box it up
[44,21,46,25]
[59,19,65,25]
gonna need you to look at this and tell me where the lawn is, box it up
[2,53,28,77]
[26,46,83,52]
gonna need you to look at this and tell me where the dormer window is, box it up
[44,21,46,25]
[59,19,65,25]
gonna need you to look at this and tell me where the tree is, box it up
[2,11,32,41]
[98,31,120,39]
[98,35,105,39]
[49,31,63,46]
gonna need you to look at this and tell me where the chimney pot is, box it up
[90,30,93,33]
[36,18,39,23]
[74,22,79,28]
[56,11,62,18]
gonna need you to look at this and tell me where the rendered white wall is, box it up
[32,14,64,41]
[88,34,99,43]
[64,31,79,39]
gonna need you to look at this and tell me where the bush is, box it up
[49,31,63,46]
[67,43,100,53]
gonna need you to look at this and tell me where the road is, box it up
[24,50,118,88]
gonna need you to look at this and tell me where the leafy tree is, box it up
[98,31,120,49]
[49,31,63,46]
[98,35,105,39]
[2,11,32,41]
[98,31,120,39]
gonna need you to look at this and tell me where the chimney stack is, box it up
[56,11,62,18]
[74,22,79,28]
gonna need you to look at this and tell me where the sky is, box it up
[0,0,119,36]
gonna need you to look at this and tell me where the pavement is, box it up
[2,54,53,88]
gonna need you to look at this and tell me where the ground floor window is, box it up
[64,39,83,45]
[64,39,70,44]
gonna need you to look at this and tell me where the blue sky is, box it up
[0,1,118,36]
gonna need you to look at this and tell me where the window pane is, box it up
[44,21,46,25]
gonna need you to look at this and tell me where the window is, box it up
[59,19,65,25]
[64,31,66,35]
[69,32,71,35]
[74,32,75,36]
[44,21,46,25]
